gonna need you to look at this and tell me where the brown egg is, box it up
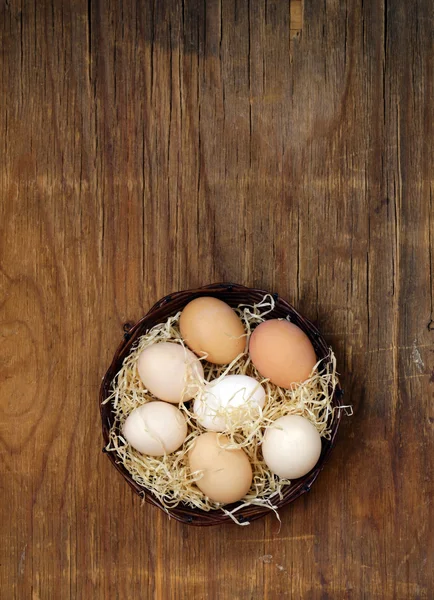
[249,319,317,388]
[179,297,245,365]
[188,432,252,504]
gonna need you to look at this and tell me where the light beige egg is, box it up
[262,415,322,479]
[179,297,246,365]
[137,342,204,404]
[189,432,252,503]
[122,401,187,456]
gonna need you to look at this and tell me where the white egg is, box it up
[262,415,322,479]
[193,374,266,432]
[137,342,204,404]
[122,401,187,456]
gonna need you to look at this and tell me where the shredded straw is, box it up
[103,295,339,523]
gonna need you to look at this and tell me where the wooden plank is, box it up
[0,0,432,598]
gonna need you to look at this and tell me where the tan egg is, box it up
[137,342,204,404]
[262,415,322,479]
[179,297,245,365]
[189,432,252,503]
[122,401,187,456]
[249,319,317,388]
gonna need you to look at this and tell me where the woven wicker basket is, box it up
[100,283,343,526]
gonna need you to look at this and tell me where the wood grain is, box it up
[1,0,433,598]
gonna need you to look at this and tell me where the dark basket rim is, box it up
[99,282,344,526]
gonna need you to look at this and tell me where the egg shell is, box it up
[122,401,188,456]
[193,374,266,432]
[262,415,322,479]
[137,342,204,404]
[179,297,245,365]
[249,319,317,388]
[189,432,253,504]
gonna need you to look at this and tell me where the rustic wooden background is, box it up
[1,0,433,598]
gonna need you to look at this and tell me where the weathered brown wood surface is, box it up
[1,0,433,598]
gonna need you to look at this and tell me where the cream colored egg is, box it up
[193,374,266,432]
[262,415,322,479]
[189,432,252,503]
[122,401,187,456]
[137,342,204,404]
